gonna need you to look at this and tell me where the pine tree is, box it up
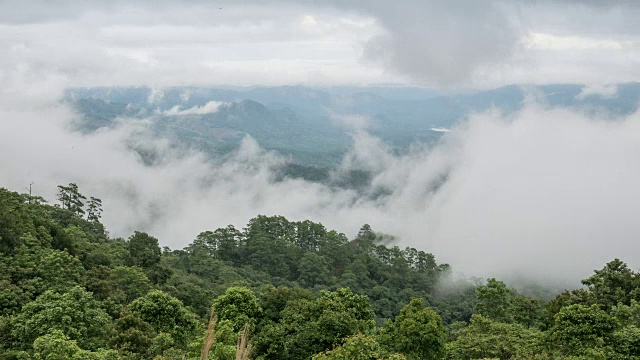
[86,197,103,222]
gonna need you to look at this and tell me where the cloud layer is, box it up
[2,76,639,285]
[2,1,640,87]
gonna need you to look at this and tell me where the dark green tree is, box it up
[378,298,447,360]
[213,286,263,332]
[128,290,198,347]
[446,314,543,359]
[86,197,103,222]
[582,259,640,310]
[475,278,511,323]
[313,334,406,360]
[56,183,86,216]
[11,286,112,351]
[127,231,161,269]
[33,330,119,360]
[298,251,332,287]
[255,288,375,360]
[548,304,619,356]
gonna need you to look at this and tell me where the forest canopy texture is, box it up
[2,185,640,359]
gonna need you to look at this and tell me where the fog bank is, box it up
[1,82,639,285]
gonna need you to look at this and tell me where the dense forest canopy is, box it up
[2,184,640,359]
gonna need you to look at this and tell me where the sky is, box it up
[2,0,640,88]
[1,0,640,285]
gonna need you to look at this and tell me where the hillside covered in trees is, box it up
[2,184,640,359]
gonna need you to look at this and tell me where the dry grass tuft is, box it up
[200,308,218,360]
[235,324,252,360]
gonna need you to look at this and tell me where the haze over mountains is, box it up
[68,82,640,170]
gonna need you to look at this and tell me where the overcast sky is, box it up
[2,0,640,88]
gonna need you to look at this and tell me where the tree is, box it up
[246,232,291,278]
[11,286,112,351]
[258,286,313,324]
[317,230,349,276]
[85,266,152,307]
[607,325,640,359]
[214,225,242,262]
[56,185,71,210]
[56,183,86,216]
[298,252,332,287]
[11,244,84,296]
[213,287,263,333]
[509,294,542,328]
[128,290,198,347]
[351,224,376,254]
[245,215,296,244]
[313,334,406,360]
[109,311,157,359]
[0,187,38,252]
[541,288,595,329]
[445,314,543,360]
[33,330,119,360]
[86,197,103,222]
[254,288,375,360]
[582,259,640,310]
[548,304,619,356]
[294,220,326,251]
[475,278,511,323]
[127,231,161,269]
[378,298,446,360]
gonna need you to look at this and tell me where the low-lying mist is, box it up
[2,84,639,288]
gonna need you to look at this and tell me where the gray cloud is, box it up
[2,1,640,88]
[2,72,640,285]
[354,1,523,86]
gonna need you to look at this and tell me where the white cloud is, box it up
[576,84,619,100]
[2,1,640,88]
[2,70,640,285]
[147,88,164,104]
[527,33,624,50]
[162,101,227,116]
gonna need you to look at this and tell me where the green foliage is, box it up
[128,290,198,347]
[548,304,619,356]
[11,286,111,351]
[254,288,375,360]
[445,314,543,360]
[7,186,640,359]
[0,187,38,252]
[127,231,161,269]
[540,288,595,329]
[475,278,511,323]
[33,330,120,360]
[56,183,86,217]
[313,334,406,360]
[10,244,83,298]
[258,285,313,324]
[298,251,332,287]
[213,286,263,332]
[509,293,542,328]
[582,259,640,310]
[86,197,103,223]
[378,298,447,360]
[109,311,156,358]
[607,325,640,359]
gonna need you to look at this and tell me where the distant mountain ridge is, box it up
[66,82,640,172]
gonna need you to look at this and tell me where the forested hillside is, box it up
[2,185,640,359]
[68,83,640,170]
